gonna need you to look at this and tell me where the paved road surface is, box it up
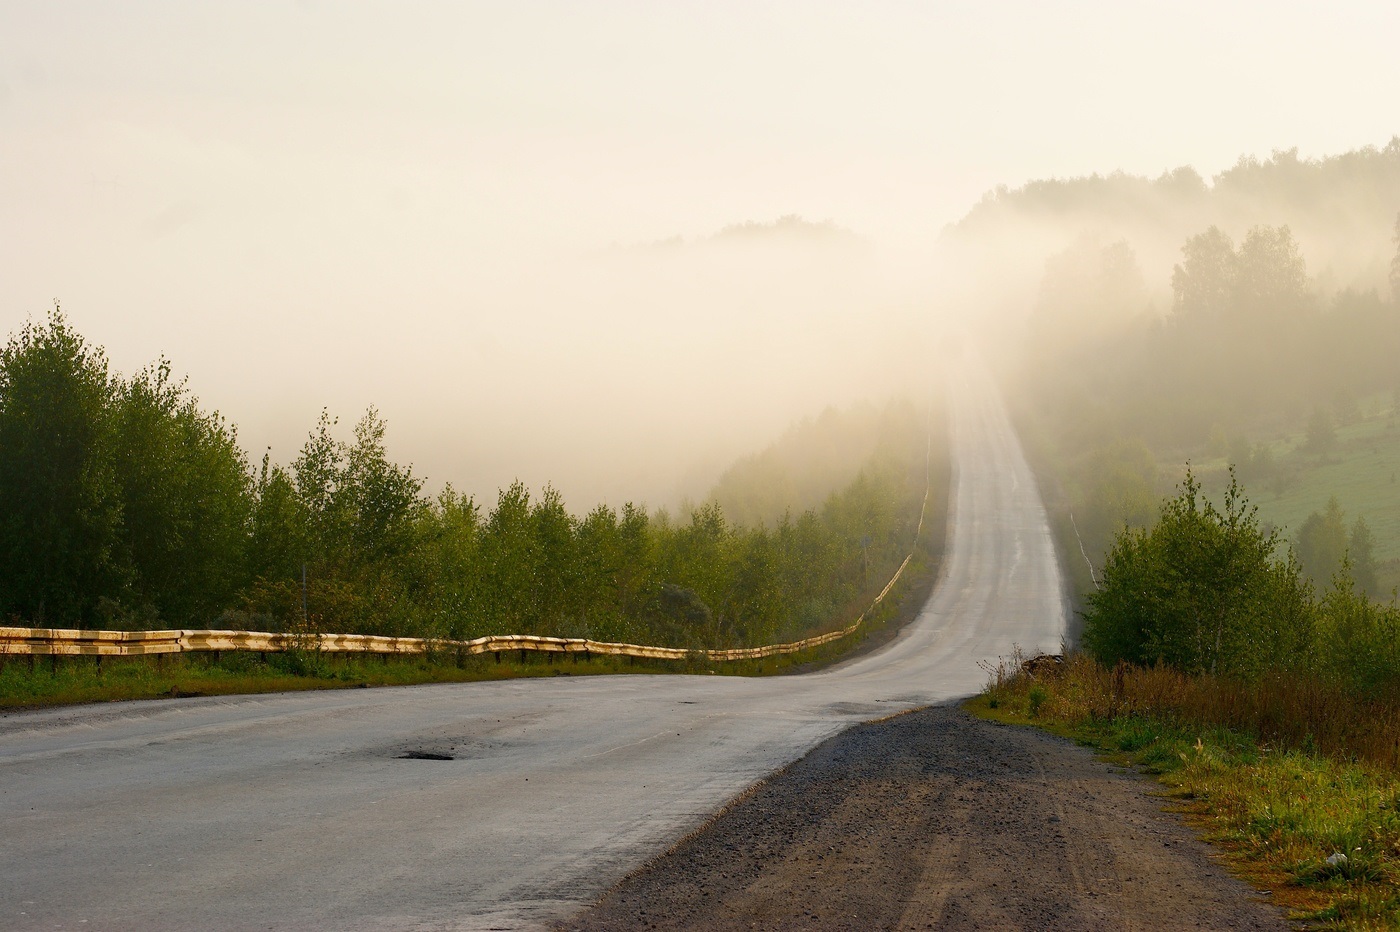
[0,356,1065,930]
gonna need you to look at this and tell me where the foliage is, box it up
[109,359,253,624]
[1296,498,1381,597]
[0,309,123,625]
[0,314,940,657]
[1083,468,1313,678]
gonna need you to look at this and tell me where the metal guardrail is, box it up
[0,558,903,663]
[2,432,934,665]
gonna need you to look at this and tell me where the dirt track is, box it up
[561,706,1288,931]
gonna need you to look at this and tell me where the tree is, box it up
[1082,469,1313,677]
[108,359,253,625]
[1295,497,1347,592]
[0,309,122,624]
[1349,516,1380,599]
[1170,224,1308,320]
[1234,225,1308,316]
[1171,227,1237,318]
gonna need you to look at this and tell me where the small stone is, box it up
[1325,851,1348,867]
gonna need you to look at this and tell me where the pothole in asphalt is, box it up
[399,750,455,760]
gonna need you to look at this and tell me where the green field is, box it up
[1195,396,1400,593]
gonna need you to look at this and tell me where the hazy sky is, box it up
[3,1,1398,505]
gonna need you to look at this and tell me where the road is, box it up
[0,356,1065,931]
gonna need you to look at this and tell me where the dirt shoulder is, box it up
[560,705,1288,931]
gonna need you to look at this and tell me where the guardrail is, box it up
[3,431,934,666]
[0,555,906,663]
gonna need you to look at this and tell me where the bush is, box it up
[1083,467,1314,678]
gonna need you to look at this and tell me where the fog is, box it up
[4,2,1399,508]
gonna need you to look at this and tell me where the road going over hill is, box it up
[0,354,1065,931]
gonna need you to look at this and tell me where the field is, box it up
[1194,394,1400,594]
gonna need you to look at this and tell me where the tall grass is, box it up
[989,653,1400,771]
[978,654,1400,928]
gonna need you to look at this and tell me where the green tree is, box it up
[530,485,577,631]
[282,407,427,634]
[1295,497,1348,593]
[1349,516,1379,598]
[108,360,253,625]
[1083,469,1313,677]
[1316,571,1400,694]
[413,485,481,638]
[479,481,536,633]
[0,309,122,624]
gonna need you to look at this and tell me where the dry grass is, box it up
[989,652,1400,771]
[974,653,1400,929]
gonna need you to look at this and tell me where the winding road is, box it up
[0,356,1064,931]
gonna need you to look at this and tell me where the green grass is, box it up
[0,650,662,708]
[1261,416,1400,559]
[1191,399,1400,593]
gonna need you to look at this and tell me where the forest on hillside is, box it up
[970,141,1400,627]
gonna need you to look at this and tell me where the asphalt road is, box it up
[0,356,1065,931]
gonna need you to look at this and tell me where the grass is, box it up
[0,649,659,708]
[1188,399,1400,594]
[971,653,1400,929]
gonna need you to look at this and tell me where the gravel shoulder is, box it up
[560,705,1289,931]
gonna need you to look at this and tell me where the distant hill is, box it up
[940,139,1400,327]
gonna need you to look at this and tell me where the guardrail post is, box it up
[494,651,501,664]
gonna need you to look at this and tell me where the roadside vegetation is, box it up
[0,310,948,706]
[976,453,1400,927]
[973,661,1400,929]
[965,142,1400,928]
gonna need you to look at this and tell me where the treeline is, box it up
[1084,470,1399,696]
[1015,215,1400,585]
[958,141,1400,241]
[709,400,926,527]
[1027,221,1400,455]
[0,310,935,650]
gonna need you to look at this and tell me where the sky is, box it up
[2,1,1398,506]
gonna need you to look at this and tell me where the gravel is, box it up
[561,705,1289,931]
